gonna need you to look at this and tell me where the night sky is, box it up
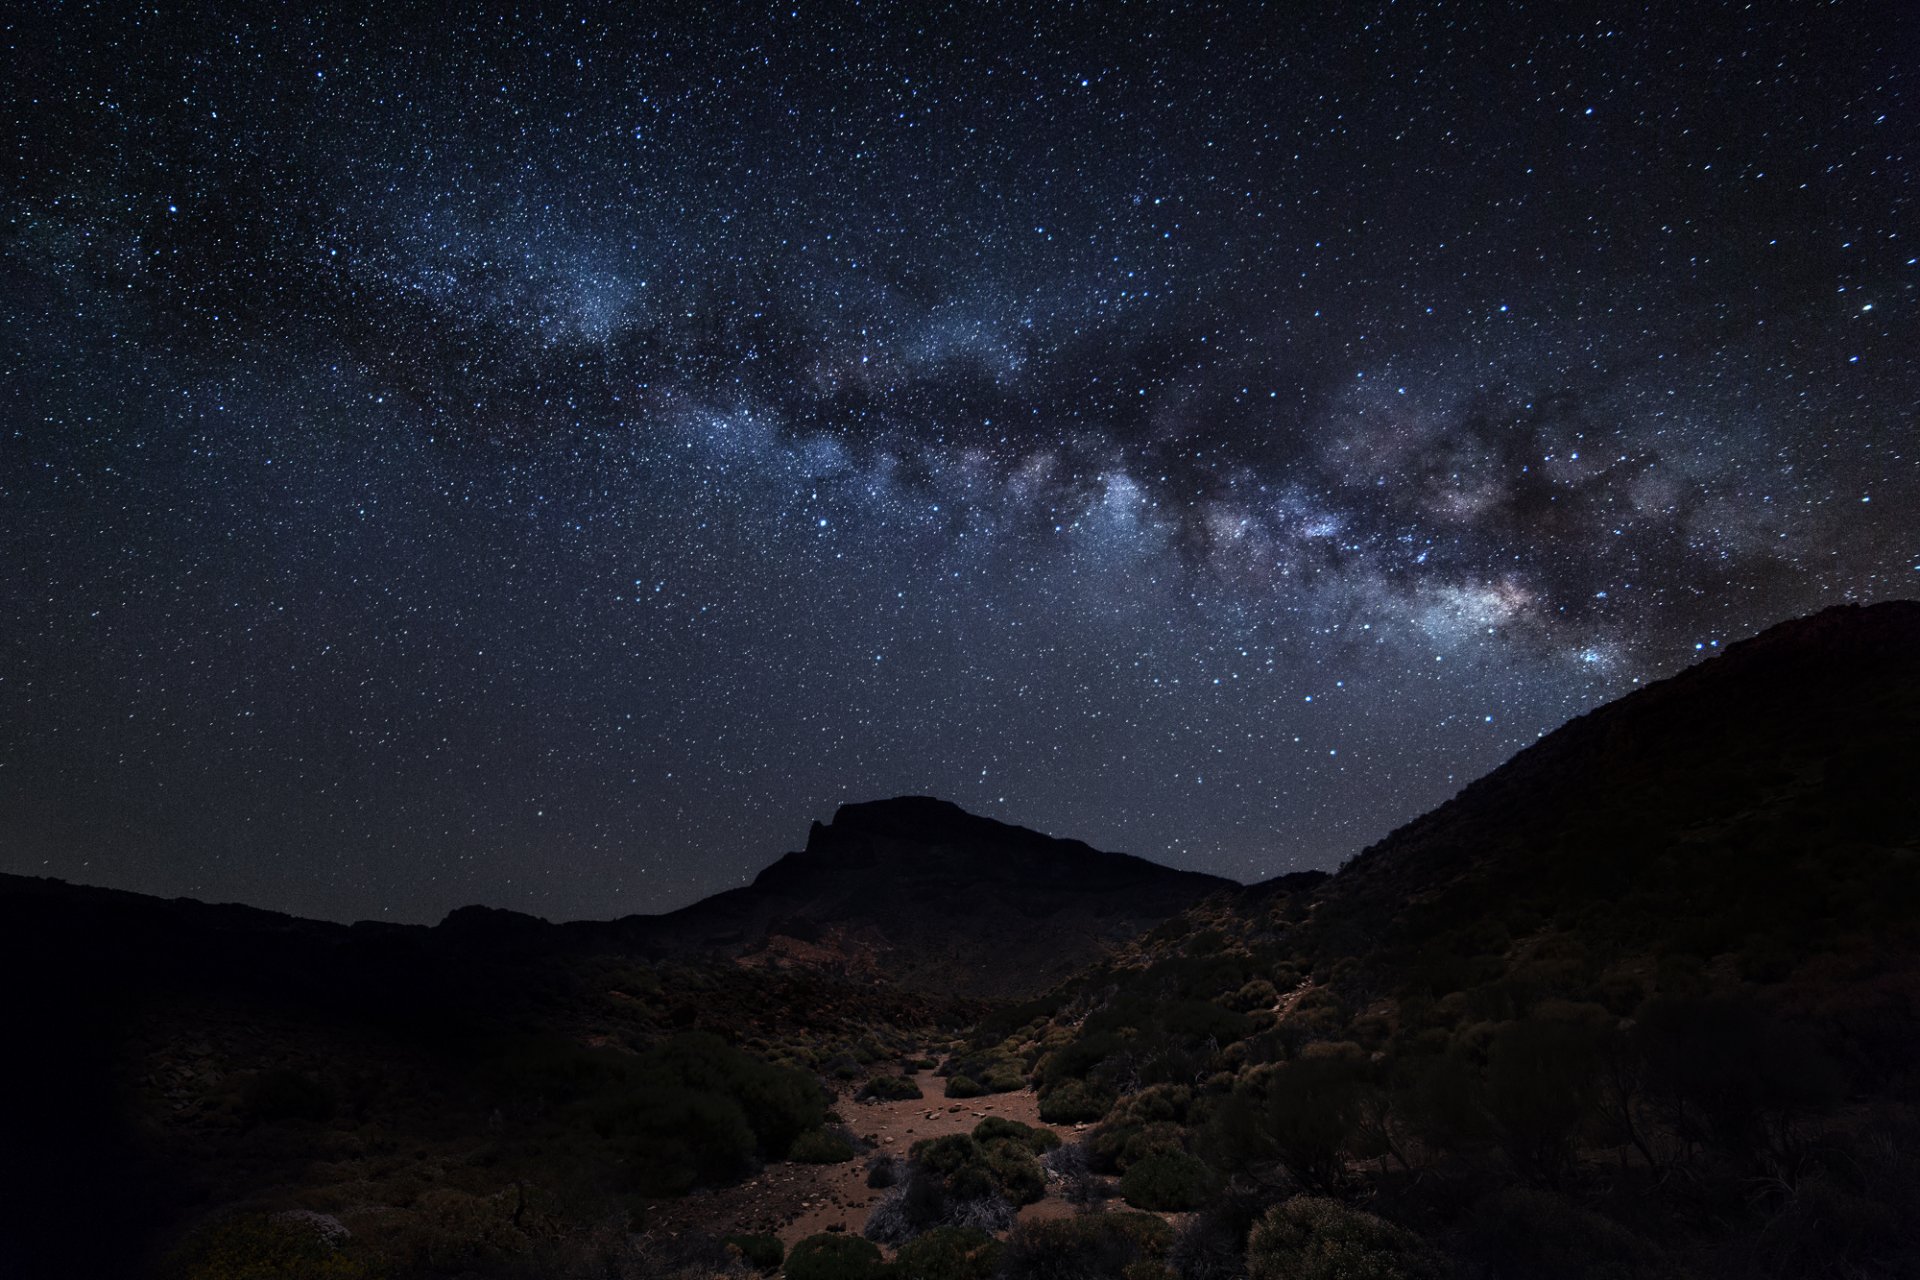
[3,3,1915,924]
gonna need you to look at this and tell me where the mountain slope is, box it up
[1291,600,1920,983]
[617,796,1238,996]
[1004,602,1920,1279]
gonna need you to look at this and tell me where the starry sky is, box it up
[2,2,1915,924]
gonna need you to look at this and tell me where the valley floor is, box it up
[645,1070,1081,1248]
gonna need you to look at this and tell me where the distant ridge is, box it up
[618,795,1237,995]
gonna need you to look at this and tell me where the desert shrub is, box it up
[790,1127,857,1163]
[864,1170,1016,1246]
[1042,1030,1126,1086]
[787,1233,884,1280]
[1170,1195,1270,1280]
[1207,1045,1370,1191]
[973,1116,1061,1153]
[159,1213,370,1280]
[1708,1165,1920,1279]
[861,1073,925,1101]
[982,1140,1048,1206]
[592,1084,759,1194]
[1083,1084,1198,1171]
[907,1131,1046,1206]
[1043,1142,1106,1209]
[724,1233,786,1271]
[1246,1197,1443,1280]
[867,1130,1042,1246]
[581,1032,828,1193]
[945,1074,987,1098]
[1120,1150,1217,1212]
[636,1034,826,1147]
[892,1226,1002,1280]
[1458,1189,1671,1279]
[866,1153,902,1188]
[241,1068,335,1125]
[1091,1118,1187,1173]
[1107,1084,1193,1127]
[1637,995,1844,1169]
[822,1052,865,1080]
[1001,1214,1174,1280]
[1038,1078,1114,1124]
[943,1046,1028,1094]
[1227,979,1280,1013]
[983,1066,1026,1092]
[1480,1008,1610,1186]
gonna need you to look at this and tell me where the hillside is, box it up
[1010,601,1920,1279]
[1288,600,1920,993]
[620,796,1237,996]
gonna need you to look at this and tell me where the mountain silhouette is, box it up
[615,796,1236,995]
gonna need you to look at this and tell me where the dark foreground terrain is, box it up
[4,602,1917,1279]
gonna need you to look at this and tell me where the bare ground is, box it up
[644,1069,1095,1248]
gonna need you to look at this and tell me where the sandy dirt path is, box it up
[774,1069,1054,1245]
[645,1069,1079,1246]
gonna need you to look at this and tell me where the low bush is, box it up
[973,1116,1061,1153]
[1042,1142,1105,1209]
[724,1233,786,1271]
[790,1127,858,1163]
[1120,1150,1216,1212]
[861,1073,925,1102]
[1001,1214,1174,1280]
[159,1213,370,1280]
[865,1169,1017,1246]
[1246,1197,1444,1280]
[892,1225,1002,1280]
[1090,1119,1186,1173]
[945,1074,986,1098]
[1171,1205,1257,1280]
[1038,1078,1113,1124]
[941,1048,1028,1094]
[866,1153,902,1188]
[582,1032,828,1193]
[787,1233,885,1280]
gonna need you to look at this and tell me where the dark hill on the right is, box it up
[1019,602,1920,1280]
[1293,600,1920,990]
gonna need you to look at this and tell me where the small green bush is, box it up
[725,1233,785,1271]
[893,1226,1002,1280]
[1119,1150,1216,1211]
[945,1074,986,1098]
[982,1065,1027,1092]
[861,1074,925,1101]
[159,1214,369,1280]
[790,1128,857,1163]
[1247,1197,1444,1280]
[909,1131,1046,1207]
[972,1116,1061,1153]
[787,1233,884,1280]
[1002,1214,1174,1280]
[1038,1078,1113,1124]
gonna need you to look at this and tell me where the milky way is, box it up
[3,3,1915,921]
